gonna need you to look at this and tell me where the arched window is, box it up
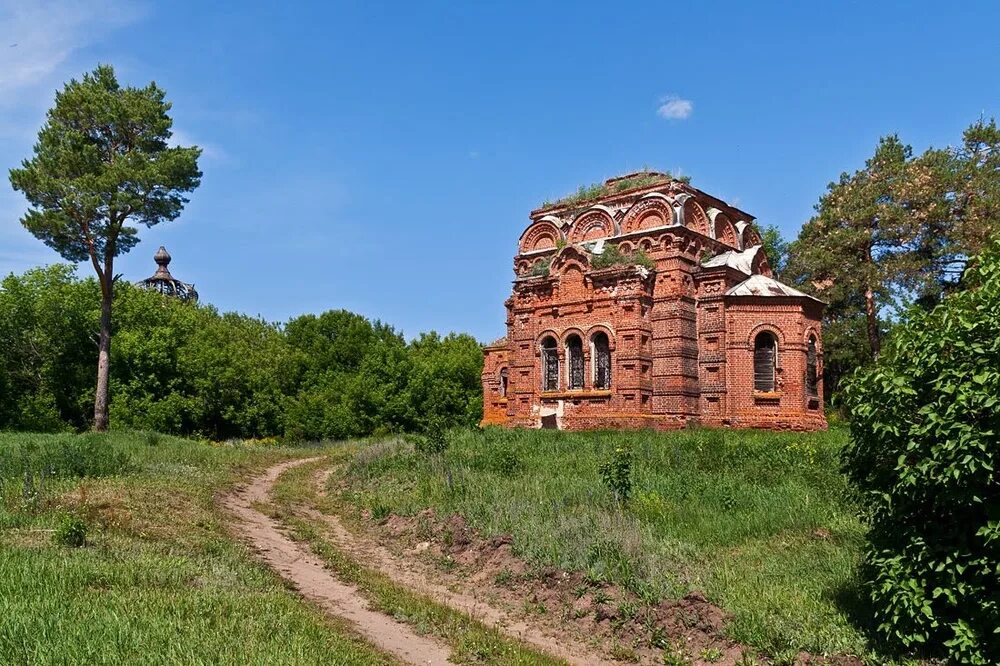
[754,332,778,392]
[806,336,818,397]
[566,335,584,390]
[592,332,611,390]
[541,337,559,391]
[499,368,508,397]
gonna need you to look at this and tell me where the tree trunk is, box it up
[864,284,881,359]
[863,237,882,360]
[93,276,113,431]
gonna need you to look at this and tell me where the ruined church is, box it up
[482,172,826,431]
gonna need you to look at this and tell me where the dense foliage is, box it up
[786,119,1000,401]
[842,240,1000,663]
[8,65,202,431]
[759,224,789,278]
[0,265,483,439]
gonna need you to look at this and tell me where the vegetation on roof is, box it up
[539,170,692,210]
[590,244,655,271]
[529,258,552,277]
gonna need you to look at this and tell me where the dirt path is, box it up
[221,458,454,665]
[311,468,612,666]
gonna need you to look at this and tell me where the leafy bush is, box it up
[0,266,98,431]
[598,444,633,503]
[842,239,1000,663]
[53,513,88,547]
[591,244,655,271]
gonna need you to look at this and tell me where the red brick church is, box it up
[481,172,826,431]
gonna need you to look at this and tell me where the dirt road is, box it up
[221,458,454,665]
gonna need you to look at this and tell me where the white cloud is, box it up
[0,0,144,99]
[657,95,694,121]
[0,0,146,273]
[169,128,229,164]
[0,190,56,272]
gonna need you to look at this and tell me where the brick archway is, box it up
[620,195,674,234]
[519,221,563,253]
[569,207,617,243]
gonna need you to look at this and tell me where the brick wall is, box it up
[481,177,827,432]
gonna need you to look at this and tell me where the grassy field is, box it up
[0,431,394,665]
[338,426,880,662]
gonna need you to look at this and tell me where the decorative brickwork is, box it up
[482,173,827,431]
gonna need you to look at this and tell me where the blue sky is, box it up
[2,1,998,341]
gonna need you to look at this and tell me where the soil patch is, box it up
[330,471,862,666]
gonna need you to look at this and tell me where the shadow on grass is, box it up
[830,579,922,664]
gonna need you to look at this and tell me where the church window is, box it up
[567,335,584,390]
[806,336,818,397]
[593,332,611,389]
[754,332,778,392]
[541,337,559,391]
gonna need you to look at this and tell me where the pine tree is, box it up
[9,65,201,431]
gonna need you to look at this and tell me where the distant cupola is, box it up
[136,246,198,302]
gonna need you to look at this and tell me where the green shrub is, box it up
[529,260,551,277]
[591,244,655,271]
[485,446,521,477]
[414,429,448,455]
[598,444,633,504]
[842,239,1000,663]
[53,513,88,548]
[1,266,484,440]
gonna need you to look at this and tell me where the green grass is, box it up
[336,427,881,660]
[269,454,567,665]
[0,431,395,665]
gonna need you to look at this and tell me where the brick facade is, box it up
[482,173,827,431]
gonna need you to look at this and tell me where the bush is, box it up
[842,239,1000,663]
[485,446,521,477]
[530,260,551,277]
[591,244,655,271]
[53,513,88,547]
[599,444,633,504]
[0,265,484,440]
[414,429,448,455]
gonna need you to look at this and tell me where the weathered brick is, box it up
[481,174,826,431]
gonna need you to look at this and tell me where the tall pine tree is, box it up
[9,65,201,431]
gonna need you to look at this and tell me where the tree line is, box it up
[4,63,999,426]
[774,119,1000,402]
[0,265,482,439]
